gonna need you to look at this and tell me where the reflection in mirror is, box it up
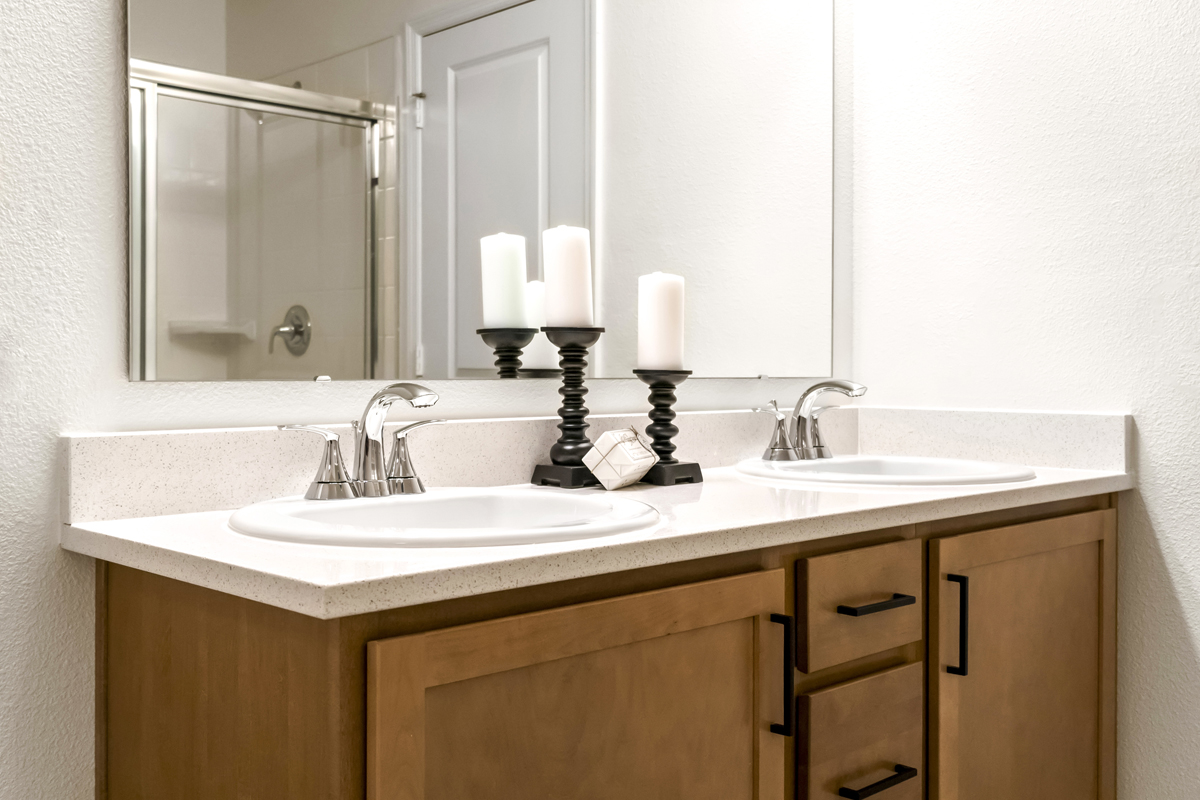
[129,62,384,380]
[127,0,833,381]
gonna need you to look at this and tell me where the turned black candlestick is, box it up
[634,369,704,485]
[477,328,537,379]
[531,327,605,488]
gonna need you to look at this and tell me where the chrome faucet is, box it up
[790,379,866,459]
[352,383,440,496]
[283,382,444,500]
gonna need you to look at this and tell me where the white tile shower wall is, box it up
[266,37,403,379]
[366,38,397,106]
[153,95,231,380]
[316,48,369,99]
[228,104,369,379]
[265,36,396,104]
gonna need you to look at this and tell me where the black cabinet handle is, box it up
[837,593,916,617]
[947,574,969,676]
[838,764,918,799]
[769,613,794,736]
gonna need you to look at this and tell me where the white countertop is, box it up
[61,465,1132,619]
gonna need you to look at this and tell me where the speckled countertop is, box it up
[61,464,1132,619]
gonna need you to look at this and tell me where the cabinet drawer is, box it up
[799,662,924,800]
[798,539,923,673]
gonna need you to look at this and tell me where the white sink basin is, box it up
[736,455,1036,487]
[228,487,660,547]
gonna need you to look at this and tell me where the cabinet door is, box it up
[368,570,787,800]
[929,510,1116,800]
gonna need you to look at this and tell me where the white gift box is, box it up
[582,427,659,490]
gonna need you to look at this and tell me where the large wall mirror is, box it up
[127,0,833,381]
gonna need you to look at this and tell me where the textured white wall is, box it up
[0,1,815,795]
[20,0,1192,793]
[850,0,1200,796]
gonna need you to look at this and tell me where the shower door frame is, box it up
[128,59,394,381]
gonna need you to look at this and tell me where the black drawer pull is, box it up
[838,764,918,799]
[769,613,794,736]
[837,593,916,617]
[947,574,969,676]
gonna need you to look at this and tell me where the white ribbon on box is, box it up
[582,426,659,490]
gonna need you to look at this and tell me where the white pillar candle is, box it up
[480,233,528,328]
[523,280,560,370]
[542,225,594,327]
[637,272,685,370]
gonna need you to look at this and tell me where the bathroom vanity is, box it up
[94,497,1115,800]
[64,408,1129,800]
[80,0,1131,794]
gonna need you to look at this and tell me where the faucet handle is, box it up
[280,425,358,500]
[754,399,787,421]
[754,402,800,461]
[283,424,340,441]
[386,420,446,495]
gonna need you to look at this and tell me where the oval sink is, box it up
[736,455,1036,487]
[228,487,660,547]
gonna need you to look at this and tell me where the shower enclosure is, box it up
[128,59,394,380]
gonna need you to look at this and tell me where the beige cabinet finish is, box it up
[368,569,787,800]
[929,509,1117,800]
[799,662,924,800]
[797,539,924,673]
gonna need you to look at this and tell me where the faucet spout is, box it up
[353,383,439,495]
[789,379,866,460]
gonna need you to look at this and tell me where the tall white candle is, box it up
[480,233,528,327]
[523,280,559,370]
[542,225,594,327]
[637,272,685,370]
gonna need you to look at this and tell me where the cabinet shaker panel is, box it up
[929,510,1116,800]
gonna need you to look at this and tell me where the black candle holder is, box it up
[531,326,605,488]
[633,369,704,485]
[477,328,537,379]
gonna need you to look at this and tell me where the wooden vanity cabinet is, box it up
[97,495,1117,800]
[928,509,1117,800]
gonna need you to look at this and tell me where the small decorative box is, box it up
[582,427,660,490]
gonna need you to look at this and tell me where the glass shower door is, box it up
[131,78,376,380]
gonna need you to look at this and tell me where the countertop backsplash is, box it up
[59,406,1129,524]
